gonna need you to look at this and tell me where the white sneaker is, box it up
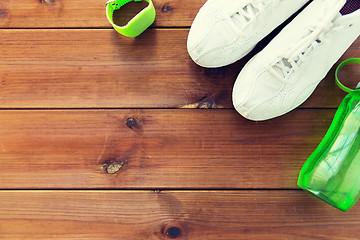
[233,0,360,121]
[187,0,310,68]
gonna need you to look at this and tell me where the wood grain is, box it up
[0,29,358,109]
[2,0,360,238]
[0,109,337,189]
[0,190,359,239]
[0,0,204,28]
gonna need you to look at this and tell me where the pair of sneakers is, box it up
[187,0,360,121]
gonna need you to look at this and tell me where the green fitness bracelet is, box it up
[298,58,360,212]
[106,0,156,37]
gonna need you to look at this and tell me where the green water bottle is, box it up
[298,58,360,212]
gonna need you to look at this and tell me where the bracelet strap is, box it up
[106,0,156,37]
[106,0,142,10]
[335,58,360,93]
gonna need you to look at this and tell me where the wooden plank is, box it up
[0,109,338,189]
[0,190,359,239]
[0,0,203,28]
[0,29,358,109]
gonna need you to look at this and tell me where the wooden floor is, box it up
[0,0,360,239]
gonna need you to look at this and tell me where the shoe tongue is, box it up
[335,12,343,19]
[320,0,347,20]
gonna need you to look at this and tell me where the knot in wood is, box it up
[165,226,182,239]
[126,117,138,128]
[161,4,173,13]
[0,9,7,18]
[41,0,55,4]
[102,160,125,174]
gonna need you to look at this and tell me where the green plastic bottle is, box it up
[298,58,360,212]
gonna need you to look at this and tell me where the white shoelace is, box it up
[268,0,348,81]
[230,0,280,31]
